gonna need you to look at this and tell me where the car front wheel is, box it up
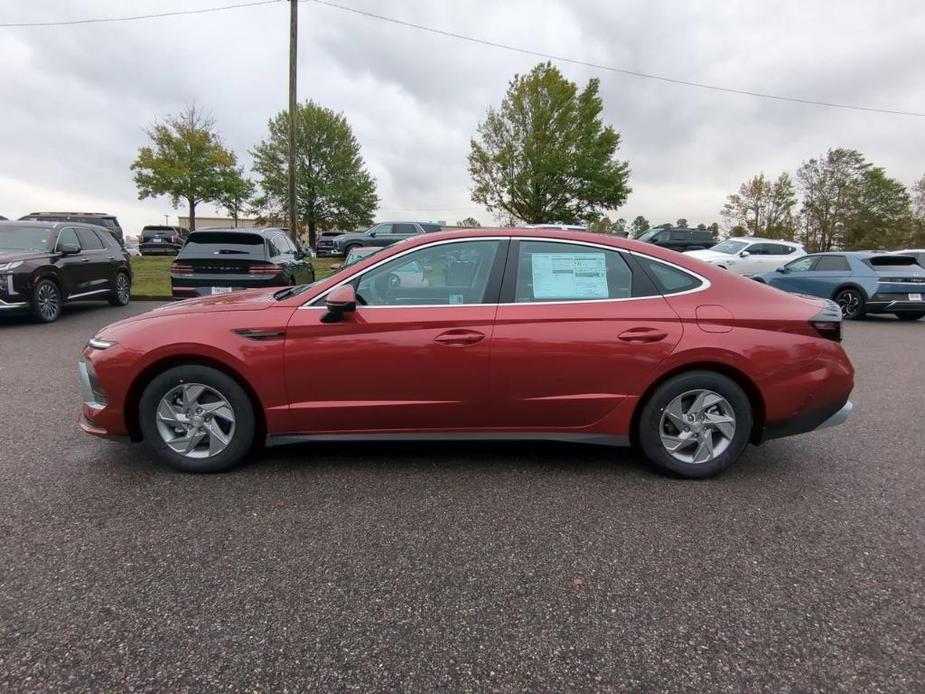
[138,365,256,473]
[31,279,62,323]
[637,371,752,478]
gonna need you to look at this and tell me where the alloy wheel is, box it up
[658,389,736,465]
[36,282,60,321]
[836,290,861,318]
[155,383,236,459]
[116,274,130,303]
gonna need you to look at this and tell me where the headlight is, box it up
[87,337,118,350]
[0,261,23,271]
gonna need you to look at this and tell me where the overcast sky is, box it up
[1,0,923,236]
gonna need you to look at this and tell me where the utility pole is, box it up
[287,0,298,239]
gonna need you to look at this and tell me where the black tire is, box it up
[108,272,131,306]
[343,243,362,256]
[896,312,925,321]
[138,365,256,473]
[30,278,62,323]
[834,287,865,320]
[637,371,752,479]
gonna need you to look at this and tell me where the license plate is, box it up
[152,238,163,243]
[910,293,922,301]
[211,286,232,295]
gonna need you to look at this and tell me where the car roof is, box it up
[23,212,116,218]
[1,219,70,230]
[725,236,802,245]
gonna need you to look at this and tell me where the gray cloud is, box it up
[1,0,923,234]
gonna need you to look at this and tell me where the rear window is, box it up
[867,256,919,267]
[180,232,265,257]
[636,255,704,294]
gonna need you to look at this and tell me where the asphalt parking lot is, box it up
[1,302,923,692]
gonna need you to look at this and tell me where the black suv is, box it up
[0,221,132,323]
[19,212,125,245]
[637,227,716,252]
[139,225,189,255]
[170,228,315,299]
[333,222,443,256]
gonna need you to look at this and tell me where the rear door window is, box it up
[76,227,104,250]
[814,255,850,271]
[513,241,637,302]
[394,223,418,235]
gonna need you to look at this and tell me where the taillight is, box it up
[810,302,842,342]
[171,261,194,276]
[248,263,281,276]
[171,235,180,244]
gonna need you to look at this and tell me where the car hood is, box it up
[684,250,731,261]
[0,249,48,264]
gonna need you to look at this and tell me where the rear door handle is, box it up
[618,327,668,343]
[434,329,485,346]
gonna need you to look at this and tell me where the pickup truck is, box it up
[333,222,442,255]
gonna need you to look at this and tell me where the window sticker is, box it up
[531,252,608,299]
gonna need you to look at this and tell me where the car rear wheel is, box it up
[31,279,62,323]
[896,312,925,321]
[108,272,131,306]
[835,287,865,320]
[637,371,752,479]
[139,365,256,473]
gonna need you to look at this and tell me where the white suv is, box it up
[684,237,805,276]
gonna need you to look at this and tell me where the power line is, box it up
[308,0,925,118]
[0,0,282,29]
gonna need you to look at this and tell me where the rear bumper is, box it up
[171,276,285,299]
[139,243,181,254]
[762,398,852,441]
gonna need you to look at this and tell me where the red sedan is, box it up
[78,228,853,478]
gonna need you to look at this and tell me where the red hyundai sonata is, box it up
[78,228,853,478]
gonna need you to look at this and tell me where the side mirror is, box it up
[739,250,751,258]
[776,266,789,273]
[59,244,80,255]
[368,230,377,237]
[321,284,357,323]
[294,249,306,260]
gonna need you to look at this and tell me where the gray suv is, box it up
[333,222,442,255]
[637,226,716,252]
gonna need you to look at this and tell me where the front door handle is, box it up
[434,329,485,346]
[81,258,91,263]
[618,327,668,343]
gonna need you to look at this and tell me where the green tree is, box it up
[131,105,238,230]
[708,222,720,237]
[218,166,256,227]
[588,216,612,233]
[630,215,650,237]
[696,223,707,230]
[457,216,481,227]
[468,62,630,225]
[613,218,627,235]
[251,100,378,246]
[676,217,689,228]
[842,167,911,250]
[796,149,868,251]
[721,172,798,239]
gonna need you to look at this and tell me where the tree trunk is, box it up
[308,218,316,248]
[188,199,197,231]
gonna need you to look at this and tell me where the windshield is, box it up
[0,226,54,252]
[637,229,660,242]
[709,240,749,255]
[344,248,379,267]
